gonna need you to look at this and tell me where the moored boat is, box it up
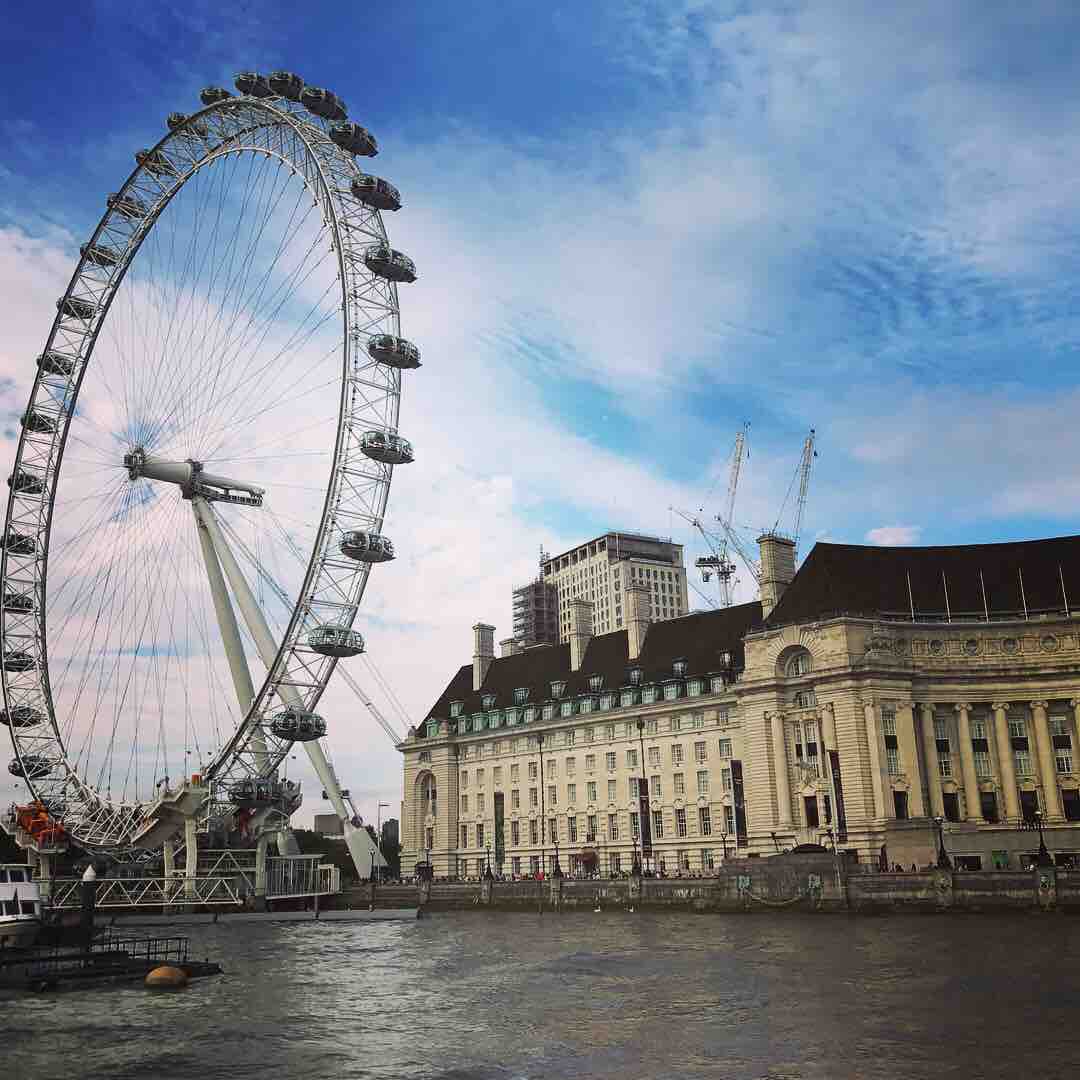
[0,863,42,949]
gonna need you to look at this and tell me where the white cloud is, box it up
[865,525,922,547]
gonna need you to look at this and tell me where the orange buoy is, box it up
[145,965,188,990]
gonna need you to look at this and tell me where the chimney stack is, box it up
[568,598,595,672]
[499,637,521,659]
[472,622,495,690]
[757,533,797,619]
[625,583,652,661]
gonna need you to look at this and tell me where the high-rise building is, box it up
[381,818,399,849]
[512,575,559,647]
[542,532,688,641]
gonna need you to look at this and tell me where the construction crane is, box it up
[670,506,734,607]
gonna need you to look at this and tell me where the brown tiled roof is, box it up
[421,601,763,728]
[766,535,1080,627]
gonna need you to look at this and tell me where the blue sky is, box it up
[3,1,1080,822]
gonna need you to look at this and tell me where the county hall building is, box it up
[399,532,1080,877]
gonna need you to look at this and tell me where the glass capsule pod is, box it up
[107,192,148,219]
[200,86,232,106]
[340,531,395,563]
[359,431,414,465]
[3,651,36,672]
[21,409,57,435]
[329,121,378,158]
[80,243,119,268]
[57,296,97,321]
[363,244,417,284]
[135,149,178,177]
[268,707,327,742]
[367,334,421,369]
[268,71,305,100]
[234,72,272,98]
[307,625,365,657]
[3,591,34,613]
[0,706,43,728]
[8,471,44,496]
[351,174,401,212]
[3,532,37,556]
[166,111,209,138]
[300,86,347,122]
[8,755,52,780]
[228,778,297,808]
[37,351,75,378]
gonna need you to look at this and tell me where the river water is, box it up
[6,912,1080,1080]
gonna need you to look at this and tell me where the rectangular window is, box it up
[528,762,537,780]
[701,848,714,871]
[512,856,521,875]
[1057,749,1073,775]
[476,768,485,785]
[881,707,897,736]
[566,757,576,775]
[461,771,468,787]
[510,764,519,781]
[461,795,468,813]
[607,779,617,802]
[560,701,573,717]
[460,825,468,847]
[938,755,952,778]
[587,781,598,802]
[674,772,686,796]
[511,788,520,810]
[605,724,616,740]
[885,746,901,775]
[585,754,596,771]
[670,716,682,733]
[548,759,557,776]
[672,744,684,765]
[529,819,539,844]
[511,819,520,845]
[476,823,485,847]
[694,740,707,764]
[646,719,658,735]
[542,705,554,720]
[1050,715,1068,736]
[642,686,657,704]
[974,750,992,778]
[529,787,538,807]
[690,712,704,729]
[647,746,661,767]
[675,807,688,837]
[698,807,712,836]
[724,805,735,834]
[569,816,578,843]
[548,785,557,806]
[606,752,617,771]
[608,813,619,841]
[697,770,709,796]
[587,814,598,841]
[477,793,485,812]
[718,738,732,758]
[568,783,577,803]
[1008,716,1027,739]
[650,774,661,798]
[493,767,502,785]
[803,796,819,828]
[971,717,987,740]
[585,727,595,744]
[721,767,732,793]
[652,809,664,839]
[548,819,557,843]
[933,716,948,741]
[529,855,540,875]
[630,811,640,839]
[1014,749,1033,776]
[626,748,638,769]
[664,683,679,701]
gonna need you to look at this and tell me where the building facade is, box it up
[511,576,559,647]
[400,533,1080,877]
[542,532,688,642]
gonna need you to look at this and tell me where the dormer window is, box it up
[687,678,702,697]
[524,706,537,723]
[629,668,642,686]
[600,693,614,710]
[514,687,529,705]
[620,689,636,707]
[551,680,566,698]
[588,674,603,692]
[482,693,496,710]
[450,701,463,718]
[710,675,725,693]
[673,659,687,677]
[641,685,658,704]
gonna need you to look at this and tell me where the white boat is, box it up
[0,863,42,950]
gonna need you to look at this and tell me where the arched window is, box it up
[784,649,812,678]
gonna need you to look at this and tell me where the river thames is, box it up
[7,912,1080,1079]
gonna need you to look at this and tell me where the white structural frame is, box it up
[1,88,413,862]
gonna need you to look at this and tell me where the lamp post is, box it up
[537,731,547,879]
[554,837,563,878]
[720,827,730,862]
[485,842,493,880]
[1035,809,1053,868]
[934,815,952,870]
[631,828,640,876]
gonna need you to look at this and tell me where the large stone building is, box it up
[400,533,1080,877]
[541,531,688,642]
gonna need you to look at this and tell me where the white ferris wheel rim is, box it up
[1,83,416,852]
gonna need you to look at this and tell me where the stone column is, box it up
[992,702,1021,822]
[1031,700,1063,822]
[954,704,983,823]
[899,702,926,817]
[769,712,793,828]
[920,704,945,818]
[863,700,887,819]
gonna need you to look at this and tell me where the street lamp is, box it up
[720,826,730,862]
[485,842,493,880]
[1034,809,1053,868]
[553,837,563,878]
[631,828,641,876]
[537,731,547,879]
[933,815,952,870]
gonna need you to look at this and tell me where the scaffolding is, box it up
[512,577,559,647]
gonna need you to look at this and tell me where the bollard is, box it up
[79,864,99,951]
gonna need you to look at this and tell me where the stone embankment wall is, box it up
[341,854,1079,915]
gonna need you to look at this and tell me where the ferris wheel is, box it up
[1,71,418,868]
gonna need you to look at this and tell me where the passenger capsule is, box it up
[37,351,75,378]
[300,86,347,122]
[351,174,401,212]
[166,112,208,138]
[307,625,365,658]
[268,71,305,101]
[340,530,395,563]
[3,651,37,673]
[268,707,327,742]
[0,705,44,728]
[359,431,414,464]
[8,471,44,496]
[107,192,148,219]
[367,334,421,369]
[329,121,378,158]
[364,244,417,284]
[234,71,272,98]
[228,778,298,808]
[135,149,178,177]
[57,296,97,321]
[4,532,37,556]
[200,86,233,106]
[2,592,34,614]
[8,755,52,780]
[80,242,119,268]
[21,410,57,435]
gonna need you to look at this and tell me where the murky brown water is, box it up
[6,911,1080,1079]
